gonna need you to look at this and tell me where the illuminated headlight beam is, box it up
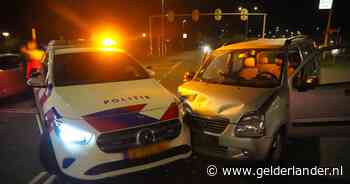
[54,119,93,145]
[202,45,211,53]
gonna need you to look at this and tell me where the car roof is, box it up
[53,47,125,55]
[47,40,125,53]
[216,38,287,52]
[0,53,20,58]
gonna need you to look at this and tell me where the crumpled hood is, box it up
[180,81,277,123]
[49,79,175,120]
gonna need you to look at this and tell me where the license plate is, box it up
[128,142,169,160]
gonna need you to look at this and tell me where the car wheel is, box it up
[267,126,287,165]
[39,133,60,174]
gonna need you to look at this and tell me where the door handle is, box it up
[345,89,350,96]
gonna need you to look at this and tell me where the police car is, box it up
[27,39,191,182]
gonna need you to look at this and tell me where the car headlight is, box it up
[54,119,93,145]
[202,45,212,53]
[235,112,265,138]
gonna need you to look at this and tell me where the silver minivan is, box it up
[178,37,350,162]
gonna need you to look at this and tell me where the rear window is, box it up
[53,51,149,86]
[0,55,20,70]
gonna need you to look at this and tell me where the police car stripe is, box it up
[38,84,53,107]
[160,102,179,121]
[83,104,159,132]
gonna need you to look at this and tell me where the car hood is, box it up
[179,81,277,123]
[47,79,178,132]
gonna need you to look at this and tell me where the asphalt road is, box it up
[0,94,43,184]
[0,50,350,184]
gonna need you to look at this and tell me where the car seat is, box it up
[239,57,258,80]
[257,56,281,79]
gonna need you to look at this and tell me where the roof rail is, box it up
[287,35,307,41]
[48,39,92,47]
[284,35,308,46]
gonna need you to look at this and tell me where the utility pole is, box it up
[324,8,333,47]
[262,14,266,38]
[149,16,153,56]
[320,0,335,47]
[148,10,267,55]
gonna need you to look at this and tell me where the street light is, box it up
[238,6,243,12]
[202,45,211,53]
[2,32,10,38]
[253,6,259,11]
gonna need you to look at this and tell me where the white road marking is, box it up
[28,171,48,184]
[35,114,43,135]
[42,175,56,184]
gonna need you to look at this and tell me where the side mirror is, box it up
[27,74,46,88]
[183,72,195,82]
[145,66,155,77]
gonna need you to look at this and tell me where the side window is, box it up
[303,58,319,81]
[288,49,302,77]
[0,56,20,70]
[292,55,320,89]
[300,43,314,58]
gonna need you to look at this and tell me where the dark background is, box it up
[0,0,348,43]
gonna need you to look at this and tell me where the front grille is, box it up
[97,119,181,153]
[85,145,191,176]
[187,115,229,134]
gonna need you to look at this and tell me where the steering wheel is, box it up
[255,72,278,81]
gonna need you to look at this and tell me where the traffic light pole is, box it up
[149,16,153,56]
[324,8,333,47]
[148,12,268,56]
[262,14,267,39]
[245,18,249,40]
[161,0,165,56]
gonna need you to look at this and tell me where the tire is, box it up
[267,126,287,165]
[39,132,60,174]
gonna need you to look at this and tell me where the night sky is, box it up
[0,0,348,41]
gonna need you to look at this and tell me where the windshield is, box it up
[54,51,149,86]
[195,49,285,88]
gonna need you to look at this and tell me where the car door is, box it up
[0,54,27,98]
[32,53,49,115]
[288,46,350,137]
